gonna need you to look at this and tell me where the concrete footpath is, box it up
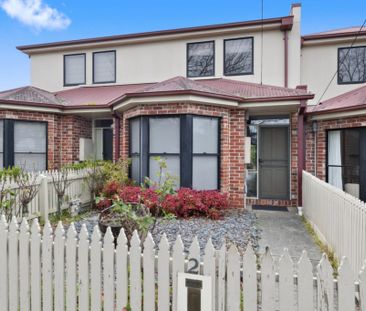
[255,209,322,266]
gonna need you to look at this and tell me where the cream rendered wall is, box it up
[287,5,301,88]
[30,29,286,92]
[301,38,366,105]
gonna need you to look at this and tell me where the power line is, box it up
[316,19,366,105]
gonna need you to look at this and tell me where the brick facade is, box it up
[305,115,366,181]
[119,103,246,208]
[0,110,91,169]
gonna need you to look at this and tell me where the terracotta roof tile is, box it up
[0,86,64,105]
[308,85,366,114]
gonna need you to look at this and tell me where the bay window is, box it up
[1,120,47,171]
[192,117,219,190]
[130,115,220,190]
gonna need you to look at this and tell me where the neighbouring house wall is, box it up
[305,115,366,181]
[301,37,366,105]
[30,29,287,92]
[0,110,92,169]
[118,103,246,208]
[246,112,299,207]
[61,115,92,165]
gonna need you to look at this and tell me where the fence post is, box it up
[39,174,49,222]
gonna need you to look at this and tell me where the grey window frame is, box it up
[224,37,254,76]
[337,45,366,85]
[92,50,117,84]
[63,53,86,87]
[187,41,215,78]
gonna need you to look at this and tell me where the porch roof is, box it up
[307,85,366,116]
[0,76,313,112]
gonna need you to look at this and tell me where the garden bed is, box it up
[70,208,260,255]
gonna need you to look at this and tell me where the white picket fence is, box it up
[0,216,365,311]
[2,169,90,220]
[303,170,366,275]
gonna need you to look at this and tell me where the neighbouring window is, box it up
[93,119,113,161]
[192,117,219,190]
[327,129,360,197]
[338,46,366,84]
[0,120,47,171]
[64,54,86,86]
[129,115,220,190]
[93,51,116,84]
[0,120,3,168]
[224,37,253,76]
[187,41,215,77]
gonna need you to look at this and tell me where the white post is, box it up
[39,174,49,222]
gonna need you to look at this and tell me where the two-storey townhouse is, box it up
[0,3,365,209]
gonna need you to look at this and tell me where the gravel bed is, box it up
[151,209,260,255]
[71,209,261,255]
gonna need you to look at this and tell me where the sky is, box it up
[0,0,365,91]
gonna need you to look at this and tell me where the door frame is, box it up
[257,123,291,200]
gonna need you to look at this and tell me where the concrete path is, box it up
[255,209,322,266]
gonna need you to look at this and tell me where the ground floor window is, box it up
[327,128,365,200]
[129,115,220,190]
[93,119,113,161]
[0,119,47,171]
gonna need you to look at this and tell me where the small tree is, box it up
[51,168,73,216]
[16,170,41,216]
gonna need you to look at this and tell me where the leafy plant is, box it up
[0,167,22,221]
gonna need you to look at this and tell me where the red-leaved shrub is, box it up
[162,188,229,219]
[98,182,229,219]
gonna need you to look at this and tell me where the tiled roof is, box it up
[307,85,366,114]
[0,86,64,106]
[199,78,309,99]
[1,76,313,109]
[55,83,152,107]
[304,26,364,36]
[302,26,366,41]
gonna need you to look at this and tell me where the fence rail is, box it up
[1,169,90,220]
[0,216,365,311]
[303,170,366,275]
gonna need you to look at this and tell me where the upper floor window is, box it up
[224,37,253,76]
[64,54,86,86]
[93,50,116,84]
[187,41,215,77]
[338,46,366,84]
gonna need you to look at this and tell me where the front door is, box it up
[258,126,289,199]
[103,129,113,161]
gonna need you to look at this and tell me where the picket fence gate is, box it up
[303,170,366,275]
[0,216,365,311]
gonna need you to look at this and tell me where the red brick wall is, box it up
[119,103,246,208]
[246,112,299,207]
[0,110,91,169]
[305,115,366,181]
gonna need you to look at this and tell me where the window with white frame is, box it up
[64,54,86,86]
[93,51,116,84]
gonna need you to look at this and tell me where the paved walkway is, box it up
[255,209,322,266]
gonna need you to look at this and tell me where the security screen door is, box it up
[258,126,289,199]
